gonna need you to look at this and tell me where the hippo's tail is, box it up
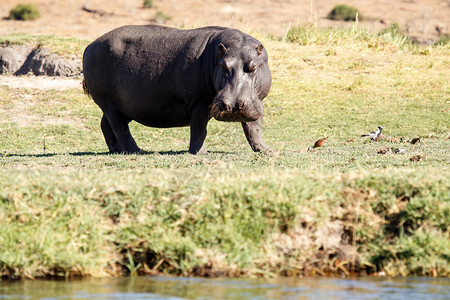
[82,77,92,98]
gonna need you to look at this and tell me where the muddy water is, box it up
[1,276,449,299]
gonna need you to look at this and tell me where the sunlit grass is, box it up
[0,33,90,58]
[0,25,449,279]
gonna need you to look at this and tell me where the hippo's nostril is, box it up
[218,99,232,112]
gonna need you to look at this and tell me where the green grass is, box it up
[0,25,449,279]
[285,23,417,51]
[0,34,90,58]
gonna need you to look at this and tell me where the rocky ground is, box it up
[0,45,82,76]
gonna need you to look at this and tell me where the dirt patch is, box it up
[0,0,448,43]
[0,75,82,127]
[268,205,359,277]
[0,86,82,128]
[0,75,80,90]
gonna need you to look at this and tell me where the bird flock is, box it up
[307,125,422,160]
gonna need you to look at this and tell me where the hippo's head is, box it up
[211,33,272,122]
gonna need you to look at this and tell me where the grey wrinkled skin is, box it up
[82,25,272,154]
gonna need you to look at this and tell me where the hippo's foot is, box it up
[107,143,141,154]
[196,148,208,155]
[260,148,279,157]
[101,113,142,154]
[113,148,144,155]
[189,147,208,155]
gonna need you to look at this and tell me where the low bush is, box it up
[285,24,416,51]
[433,35,450,46]
[143,0,153,9]
[378,22,415,48]
[151,11,172,24]
[327,4,362,21]
[379,22,402,36]
[9,3,41,21]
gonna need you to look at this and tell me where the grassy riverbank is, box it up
[1,168,449,279]
[1,24,449,279]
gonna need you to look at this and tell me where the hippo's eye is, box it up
[245,61,257,74]
[221,60,230,75]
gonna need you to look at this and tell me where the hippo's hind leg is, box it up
[101,115,120,153]
[102,110,141,154]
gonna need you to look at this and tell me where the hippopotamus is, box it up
[82,25,272,154]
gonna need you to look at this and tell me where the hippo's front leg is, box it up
[241,116,270,152]
[189,104,210,154]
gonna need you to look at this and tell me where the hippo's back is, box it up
[83,25,225,82]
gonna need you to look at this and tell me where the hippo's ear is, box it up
[218,43,227,57]
[256,44,264,55]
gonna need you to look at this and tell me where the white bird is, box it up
[361,126,383,140]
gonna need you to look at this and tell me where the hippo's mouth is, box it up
[209,100,261,122]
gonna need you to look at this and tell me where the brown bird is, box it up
[308,137,327,151]
[375,132,385,141]
[410,155,425,162]
[410,137,420,145]
[361,126,383,140]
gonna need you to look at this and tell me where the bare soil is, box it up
[0,76,81,127]
[1,0,449,43]
[0,75,80,90]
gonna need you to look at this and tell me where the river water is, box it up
[1,276,449,299]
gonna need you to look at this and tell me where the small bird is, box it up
[410,137,420,145]
[410,155,425,162]
[375,132,385,141]
[377,147,392,155]
[308,137,327,151]
[361,126,383,140]
[393,147,407,154]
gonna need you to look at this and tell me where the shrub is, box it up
[379,22,402,36]
[285,24,417,51]
[433,35,450,46]
[143,0,153,9]
[378,23,415,48]
[9,3,41,21]
[327,4,362,21]
[151,11,172,24]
